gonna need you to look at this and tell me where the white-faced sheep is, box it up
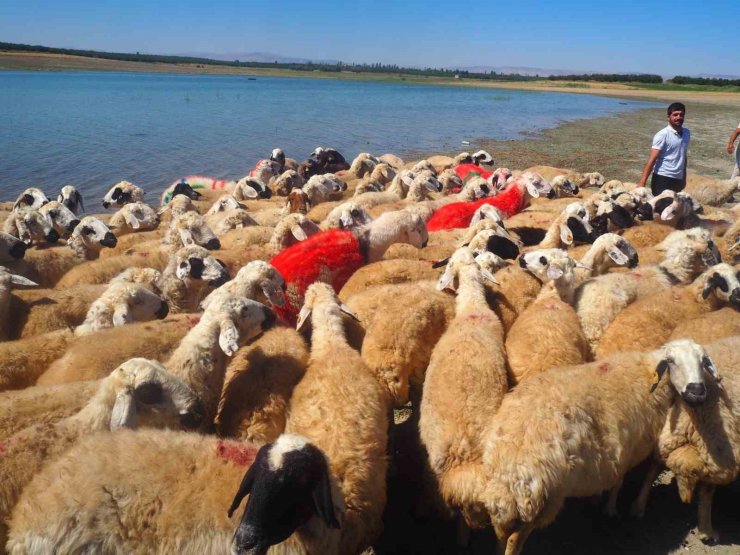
[37,201,80,238]
[574,227,721,354]
[0,232,27,263]
[284,282,388,554]
[158,245,229,312]
[272,169,305,196]
[199,260,285,312]
[349,152,381,177]
[12,188,49,212]
[505,249,590,384]
[321,201,373,231]
[595,263,739,357]
[57,185,84,215]
[73,281,169,336]
[0,267,37,340]
[6,216,116,287]
[481,339,716,555]
[632,337,738,542]
[0,358,203,543]
[107,201,159,235]
[419,248,507,532]
[684,174,739,206]
[101,180,144,209]
[3,209,59,246]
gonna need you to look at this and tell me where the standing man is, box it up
[727,122,740,180]
[639,102,691,195]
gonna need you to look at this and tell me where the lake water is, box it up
[0,70,657,202]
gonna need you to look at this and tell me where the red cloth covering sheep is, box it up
[454,163,493,183]
[269,229,366,324]
[426,182,527,231]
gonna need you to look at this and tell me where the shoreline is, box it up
[3,51,740,107]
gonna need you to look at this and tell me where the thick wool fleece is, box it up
[270,229,365,324]
[427,184,526,231]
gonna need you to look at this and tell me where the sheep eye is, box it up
[82,226,95,235]
[539,256,547,265]
[179,261,188,269]
[49,210,58,218]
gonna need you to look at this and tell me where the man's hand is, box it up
[728,143,736,155]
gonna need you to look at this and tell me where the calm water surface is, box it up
[0,71,657,202]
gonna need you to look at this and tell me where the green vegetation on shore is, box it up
[2,41,739,93]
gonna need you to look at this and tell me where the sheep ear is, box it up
[227,463,257,518]
[339,304,358,321]
[339,212,354,228]
[241,184,259,199]
[178,228,195,246]
[291,225,308,241]
[559,224,573,245]
[10,274,38,287]
[607,246,629,266]
[124,212,141,230]
[112,304,133,327]
[660,203,676,221]
[219,320,240,356]
[313,470,341,529]
[110,390,137,431]
[525,180,540,198]
[702,355,722,386]
[296,305,312,331]
[432,257,450,269]
[547,266,564,280]
[436,269,456,291]
[76,191,85,213]
[401,174,414,187]
[701,275,717,299]
[481,269,500,285]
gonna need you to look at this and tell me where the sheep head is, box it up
[651,340,719,405]
[698,263,740,309]
[173,245,229,287]
[106,358,204,431]
[58,185,85,215]
[102,180,144,209]
[13,187,49,212]
[202,296,276,356]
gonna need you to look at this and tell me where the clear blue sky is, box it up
[1,0,737,76]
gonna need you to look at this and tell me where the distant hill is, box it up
[176,51,340,65]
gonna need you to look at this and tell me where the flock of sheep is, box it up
[0,144,738,555]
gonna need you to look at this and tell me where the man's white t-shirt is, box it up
[652,125,691,179]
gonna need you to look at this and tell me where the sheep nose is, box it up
[233,525,261,554]
[205,238,221,250]
[10,241,27,259]
[102,201,110,209]
[421,239,428,248]
[156,301,169,319]
[101,232,118,247]
[262,307,277,330]
[628,254,640,269]
[180,400,205,430]
[46,229,60,243]
[730,289,740,308]
[683,383,707,405]
[518,257,528,268]
[259,189,273,199]
[67,219,80,232]
[210,274,229,287]
[546,189,556,199]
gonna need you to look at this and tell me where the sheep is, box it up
[633,337,740,542]
[270,209,428,324]
[353,178,385,197]
[309,147,350,173]
[437,168,465,194]
[164,211,220,252]
[0,267,37,340]
[0,358,203,544]
[215,325,308,444]
[321,201,373,231]
[595,263,740,358]
[101,180,144,208]
[57,185,84,215]
[163,295,276,429]
[53,249,168,289]
[525,202,594,250]
[0,232,27,263]
[272,169,305,196]
[505,249,590,384]
[12,188,48,212]
[570,232,639,286]
[6,216,117,287]
[426,172,553,231]
[338,258,441,299]
[157,245,229,312]
[0,381,99,440]
[574,227,721,354]
[346,252,507,406]
[550,175,580,197]
[107,201,159,235]
[73,282,169,336]
[35,314,196,387]
[6,428,341,554]
[419,248,507,533]
[0,329,75,392]
[284,282,388,554]
[200,260,285,312]
[303,173,347,206]
[3,209,59,246]
[268,147,299,172]
[37,201,79,238]
[481,339,715,554]
[369,162,396,185]
[352,170,414,209]
[349,152,380,177]
[668,307,740,344]
[684,174,739,206]
[411,159,437,175]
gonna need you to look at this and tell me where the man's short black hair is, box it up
[667,102,686,115]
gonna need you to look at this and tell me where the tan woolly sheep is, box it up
[107,201,159,235]
[101,180,144,209]
[596,263,739,358]
[668,307,740,344]
[0,267,37,340]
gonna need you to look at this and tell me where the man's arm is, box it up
[638,148,661,187]
[727,127,740,154]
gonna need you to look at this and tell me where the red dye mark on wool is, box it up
[597,362,610,375]
[216,440,258,467]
